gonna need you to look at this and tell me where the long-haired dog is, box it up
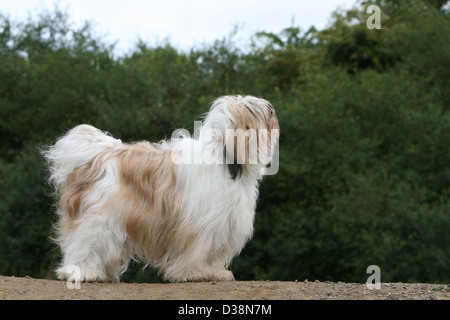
[43,95,279,282]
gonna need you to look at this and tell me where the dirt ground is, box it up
[0,275,449,300]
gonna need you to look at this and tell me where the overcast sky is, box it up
[2,0,358,55]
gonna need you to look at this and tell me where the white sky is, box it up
[1,0,358,55]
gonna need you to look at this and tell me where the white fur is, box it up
[160,138,260,281]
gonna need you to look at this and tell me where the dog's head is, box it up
[202,95,279,179]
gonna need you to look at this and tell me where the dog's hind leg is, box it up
[56,212,129,283]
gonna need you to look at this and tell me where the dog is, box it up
[43,95,279,282]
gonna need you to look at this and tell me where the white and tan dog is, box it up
[44,95,279,283]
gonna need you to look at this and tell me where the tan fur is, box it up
[54,159,104,242]
[110,142,196,270]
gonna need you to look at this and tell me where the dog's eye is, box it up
[267,104,275,117]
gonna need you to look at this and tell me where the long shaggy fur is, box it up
[43,95,279,282]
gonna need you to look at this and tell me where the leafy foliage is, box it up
[1,1,449,283]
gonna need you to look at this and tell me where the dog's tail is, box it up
[43,124,122,196]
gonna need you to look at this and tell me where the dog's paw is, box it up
[213,270,235,281]
[181,269,235,282]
